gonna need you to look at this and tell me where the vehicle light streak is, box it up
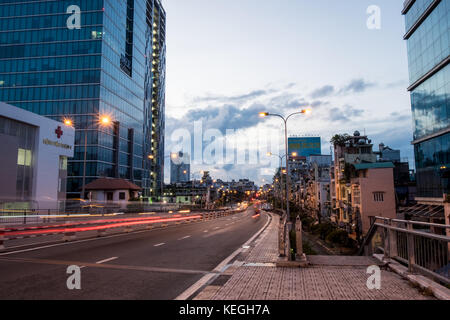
[5,215,202,237]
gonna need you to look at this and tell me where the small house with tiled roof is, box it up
[83,178,141,204]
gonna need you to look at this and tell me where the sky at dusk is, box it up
[160,0,413,184]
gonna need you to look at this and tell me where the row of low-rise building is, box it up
[274,131,420,242]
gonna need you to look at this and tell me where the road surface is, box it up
[0,208,267,300]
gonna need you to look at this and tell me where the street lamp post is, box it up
[259,109,311,222]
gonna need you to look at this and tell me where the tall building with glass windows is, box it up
[403,0,449,199]
[170,152,190,184]
[0,0,166,199]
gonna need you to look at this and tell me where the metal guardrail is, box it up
[363,217,450,285]
[0,208,243,250]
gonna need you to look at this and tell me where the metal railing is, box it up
[0,209,62,225]
[362,217,449,285]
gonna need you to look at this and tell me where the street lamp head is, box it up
[148,155,155,160]
[292,152,298,157]
[259,112,269,118]
[267,152,272,156]
[100,115,111,125]
[64,118,73,126]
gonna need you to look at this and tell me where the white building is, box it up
[83,178,142,210]
[0,102,75,210]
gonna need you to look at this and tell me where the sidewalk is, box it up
[194,213,434,300]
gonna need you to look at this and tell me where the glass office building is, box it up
[170,152,190,184]
[0,0,166,199]
[403,0,449,198]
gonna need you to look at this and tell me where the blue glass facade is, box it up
[404,0,450,198]
[0,0,166,199]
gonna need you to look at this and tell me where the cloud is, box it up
[308,78,376,99]
[339,78,376,94]
[310,85,335,98]
[193,89,270,103]
[222,164,235,172]
[326,105,364,122]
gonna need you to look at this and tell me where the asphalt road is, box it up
[0,207,268,300]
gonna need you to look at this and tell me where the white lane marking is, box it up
[96,257,118,264]
[154,243,165,247]
[204,230,208,233]
[178,236,191,240]
[214,227,220,230]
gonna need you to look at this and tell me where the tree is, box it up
[330,134,350,147]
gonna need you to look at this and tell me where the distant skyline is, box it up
[161,0,412,184]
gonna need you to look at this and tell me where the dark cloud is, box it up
[339,78,376,94]
[327,105,364,122]
[285,82,296,89]
[309,78,375,99]
[310,85,335,99]
[311,100,328,108]
[222,164,235,172]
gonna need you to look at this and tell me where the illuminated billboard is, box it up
[288,137,321,157]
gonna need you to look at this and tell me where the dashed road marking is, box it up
[178,236,191,240]
[96,257,118,264]
[154,243,165,247]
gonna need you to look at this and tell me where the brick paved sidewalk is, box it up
[194,213,434,300]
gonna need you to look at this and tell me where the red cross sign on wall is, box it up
[55,126,63,139]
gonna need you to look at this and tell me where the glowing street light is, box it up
[100,115,111,125]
